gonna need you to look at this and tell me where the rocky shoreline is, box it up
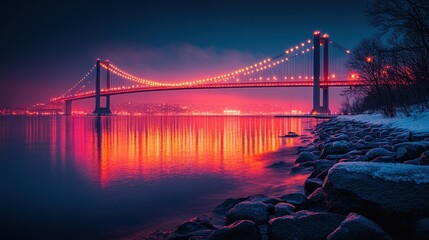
[147,118,429,240]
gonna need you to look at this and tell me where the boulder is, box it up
[278,193,307,210]
[413,218,429,240]
[269,210,344,240]
[365,148,395,160]
[225,201,269,224]
[208,220,260,240]
[295,151,317,163]
[320,140,354,158]
[304,178,323,196]
[326,213,392,240]
[323,162,429,237]
[419,150,429,165]
[394,141,429,162]
[274,202,295,217]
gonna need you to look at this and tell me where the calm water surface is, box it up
[0,116,323,239]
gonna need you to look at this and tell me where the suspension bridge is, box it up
[50,31,365,115]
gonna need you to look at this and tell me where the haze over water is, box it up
[0,116,323,239]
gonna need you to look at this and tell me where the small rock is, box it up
[214,197,248,214]
[364,135,374,142]
[208,220,260,240]
[326,213,392,240]
[225,201,269,224]
[168,218,215,240]
[371,156,396,163]
[365,148,395,160]
[339,155,368,163]
[403,158,420,165]
[326,134,349,143]
[278,193,307,210]
[380,130,390,137]
[248,194,282,205]
[326,154,347,161]
[347,150,362,156]
[267,161,287,169]
[295,151,317,163]
[394,141,429,162]
[320,140,354,158]
[413,218,429,240]
[307,187,327,212]
[420,150,429,165]
[315,160,336,172]
[304,178,324,196]
[274,202,295,217]
[269,210,344,240]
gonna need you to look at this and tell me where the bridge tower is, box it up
[93,59,112,116]
[311,31,331,114]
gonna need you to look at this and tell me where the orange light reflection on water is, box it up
[22,116,319,188]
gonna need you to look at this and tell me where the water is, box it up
[0,116,322,239]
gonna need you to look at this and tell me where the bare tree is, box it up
[345,0,429,116]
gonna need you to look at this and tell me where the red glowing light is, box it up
[366,56,373,63]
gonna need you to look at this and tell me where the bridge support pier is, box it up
[311,31,321,114]
[321,34,330,114]
[312,31,331,114]
[65,100,72,116]
[93,59,112,116]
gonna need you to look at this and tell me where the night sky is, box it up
[0,0,375,111]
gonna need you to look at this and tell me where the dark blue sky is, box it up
[0,0,375,110]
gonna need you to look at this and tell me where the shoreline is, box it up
[148,116,429,240]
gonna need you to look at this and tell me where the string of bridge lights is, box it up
[52,65,96,101]
[53,38,354,101]
[101,63,171,87]
[98,38,315,87]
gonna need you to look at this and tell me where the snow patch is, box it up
[331,162,429,184]
[338,111,429,133]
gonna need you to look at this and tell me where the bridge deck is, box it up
[52,80,364,102]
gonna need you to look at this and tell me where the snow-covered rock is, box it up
[323,162,429,237]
